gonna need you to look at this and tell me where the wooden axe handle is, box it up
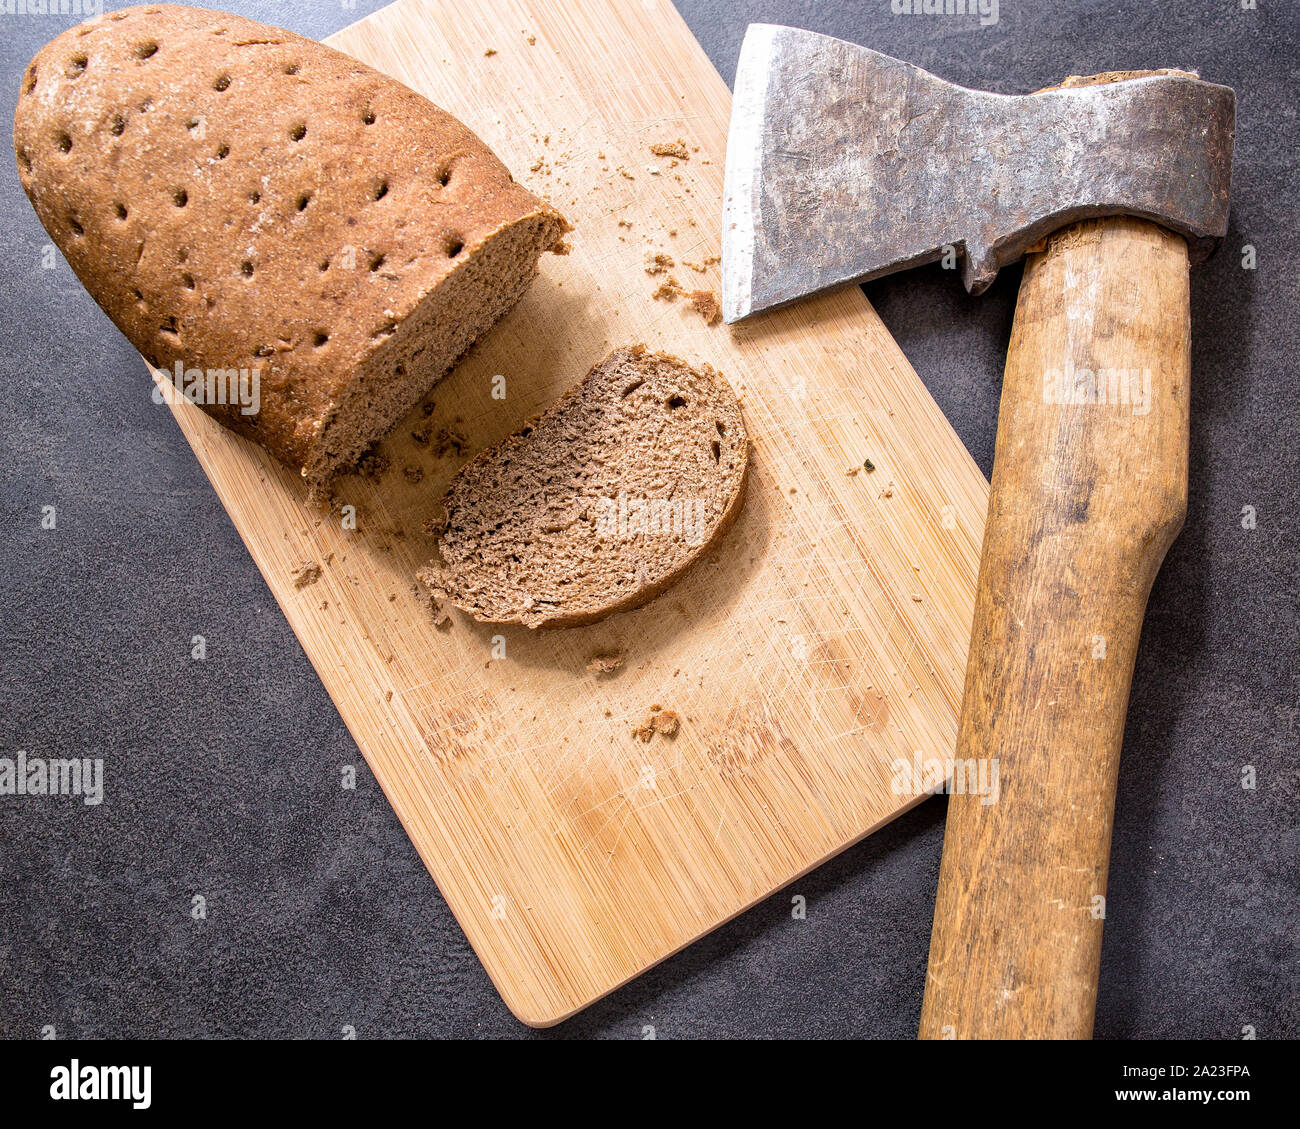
[918,216,1191,1039]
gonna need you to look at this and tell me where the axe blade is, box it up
[721,24,1234,323]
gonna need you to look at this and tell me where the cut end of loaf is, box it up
[12,4,570,492]
[421,345,749,629]
[303,207,569,490]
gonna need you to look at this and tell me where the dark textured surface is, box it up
[1,0,1295,1040]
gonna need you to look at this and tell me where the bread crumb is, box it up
[291,561,323,589]
[654,709,680,737]
[652,278,682,301]
[586,650,627,675]
[523,31,536,45]
[686,289,722,325]
[356,450,389,481]
[633,704,680,741]
[433,427,470,458]
[427,596,452,629]
[644,252,675,275]
[484,47,497,56]
[650,138,690,160]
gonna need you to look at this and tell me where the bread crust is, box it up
[13,5,568,482]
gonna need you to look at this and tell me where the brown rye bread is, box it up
[13,5,569,492]
[420,345,749,629]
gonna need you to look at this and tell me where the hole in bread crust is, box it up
[215,143,229,160]
[114,202,128,220]
[373,179,389,201]
[172,188,188,208]
[437,166,452,187]
[135,41,159,60]
[110,114,126,136]
[716,420,726,435]
[289,122,307,142]
[313,332,329,347]
[240,260,254,278]
[296,193,312,212]
[284,62,300,75]
[249,190,261,204]
[56,132,73,154]
[67,55,88,78]
[213,74,231,91]
[369,253,386,272]
[666,394,687,409]
[18,148,32,172]
[711,440,721,462]
[444,236,464,259]
[68,216,84,236]
[318,258,330,272]
[182,272,195,290]
[361,107,376,125]
[23,67,37,95]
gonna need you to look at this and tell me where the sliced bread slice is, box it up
[420,345,749,628]
[13,5,569,493]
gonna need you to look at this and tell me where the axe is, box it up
[721,25,1235,1038]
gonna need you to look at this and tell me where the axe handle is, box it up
[919,217,1190,1040]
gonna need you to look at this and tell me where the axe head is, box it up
[721,24,1235,323]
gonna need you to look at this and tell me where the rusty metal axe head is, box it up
[721,24,1235,322]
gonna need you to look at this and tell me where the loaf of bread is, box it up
[13,5,569,491]
[421,345,749,628]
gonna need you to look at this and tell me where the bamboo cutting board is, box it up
[157,0,989,1024]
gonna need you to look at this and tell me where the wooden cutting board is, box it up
[156,0,989,1025]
